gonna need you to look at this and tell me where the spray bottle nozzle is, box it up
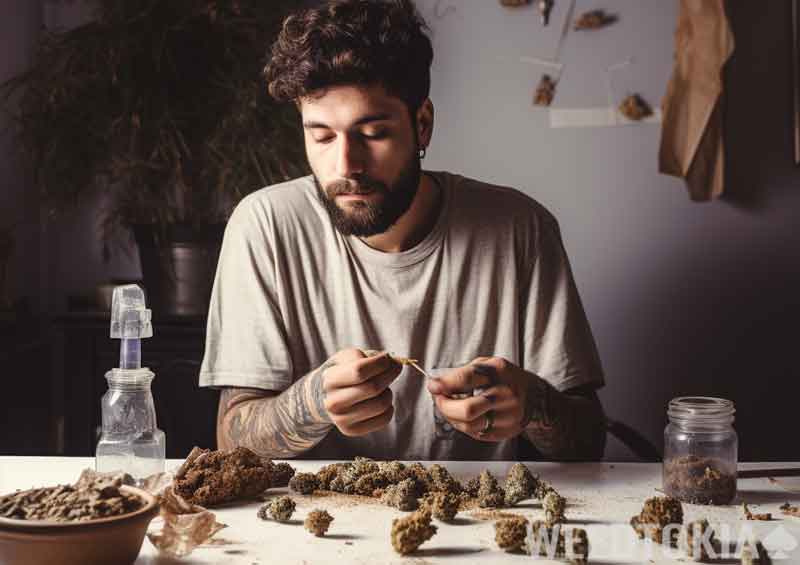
[110,284,152,370]
[111,284,152,338]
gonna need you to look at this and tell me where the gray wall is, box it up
[2,1,797,460]
[418,0,799,461]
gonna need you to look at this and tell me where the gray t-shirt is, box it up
[200,171,604,460]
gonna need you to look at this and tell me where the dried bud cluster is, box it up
[544,491,567,526]
[494,516,529,552]
[267,462,296,488]
[534,75,557,107]
[504,463,538,506]
[257,496,296,523]
[630,496,684,545]
[619,94,654,121]
[428,464,462,495]
[173,447,272,507]
[382,479,420,511]
[391,509,438,555]
[422,491,459,523]
[289,473,319,495]
[477,470,506,508]
[574,10,618,30]
[304,509,334,537]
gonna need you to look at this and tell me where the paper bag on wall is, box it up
[659,0,734,201]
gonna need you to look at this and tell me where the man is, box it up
[200,0,606,461]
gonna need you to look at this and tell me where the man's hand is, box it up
[321,349,402,437]
[216,348,401,458]
[426,357,542,442]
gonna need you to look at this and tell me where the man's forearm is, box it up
[217,364,334,459]
[523,380,606,461]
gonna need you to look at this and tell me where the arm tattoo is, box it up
[216,361,336,458]
[523,378,606,461]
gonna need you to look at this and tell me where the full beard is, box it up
[314,150,422,237]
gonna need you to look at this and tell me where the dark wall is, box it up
[713,0,800,460]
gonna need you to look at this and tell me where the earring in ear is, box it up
[419,147,427,160]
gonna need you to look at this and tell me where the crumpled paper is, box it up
[145,485,228,558]
[659,0,734,201]
[138,471,174,497]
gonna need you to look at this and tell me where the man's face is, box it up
[300,84,422,237]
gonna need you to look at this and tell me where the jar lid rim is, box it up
[668,396,735,418]
[105,367,155,384]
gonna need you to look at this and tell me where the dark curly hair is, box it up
[264,0,433,116]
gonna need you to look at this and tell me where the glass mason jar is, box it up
[663,396,737,505]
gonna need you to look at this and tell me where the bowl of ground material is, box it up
[0,475,159,565]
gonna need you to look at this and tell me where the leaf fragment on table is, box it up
[743,503,772,521]
[780,502,800,518]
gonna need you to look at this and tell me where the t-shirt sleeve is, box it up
[199,195,294,391]
[523,211,605,393]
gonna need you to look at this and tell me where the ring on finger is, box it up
[478,410,495,437]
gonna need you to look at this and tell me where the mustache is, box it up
[326,177,384,197]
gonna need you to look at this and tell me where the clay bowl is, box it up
[0,485,159,565]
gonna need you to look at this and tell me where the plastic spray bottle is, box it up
[95,284,165,479]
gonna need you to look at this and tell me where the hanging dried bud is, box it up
[574,10,618,31]
[618,94,653,121]
[533,75,557,107]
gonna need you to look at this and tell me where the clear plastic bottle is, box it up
[95,284,165,480]
[663,396,737,505]
[95,368,165,479]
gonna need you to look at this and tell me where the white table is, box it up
[2,458,799,564]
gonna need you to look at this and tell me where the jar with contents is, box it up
[663,396,737,505]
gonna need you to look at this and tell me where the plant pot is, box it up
[133,224,224,317]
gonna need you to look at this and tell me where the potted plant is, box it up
[1,0,309,314]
